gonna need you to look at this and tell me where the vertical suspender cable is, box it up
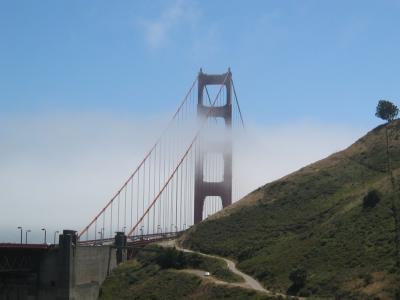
[153,145,156,234]
[124,187,127,232]
[130,178,133,231]
[117,193,120,232]
[78,78,197,240]
[143,160,146,233]
[110,201,113,238]
[148,152,151,234]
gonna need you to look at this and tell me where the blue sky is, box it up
[1,0,399,126]
[1,1,400,241]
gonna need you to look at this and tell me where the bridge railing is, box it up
[77,231,182,246]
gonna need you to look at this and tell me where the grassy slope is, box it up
[99,246,274,300]
[135,245,244,283]
[182,121,400,299]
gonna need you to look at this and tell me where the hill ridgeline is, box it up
[182,121,400,299]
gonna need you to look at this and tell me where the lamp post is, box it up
[53,231,59,244]
[17,227,23,244]
[25,230,31,244]
[140,226,144,240]
[41,228,47,244]
[98,232,102,245]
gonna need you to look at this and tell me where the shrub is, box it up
[363,190,381,209]
[254,268,272,281]
[155,247,186,269]
[289,267,307,287]
[395,288,400,300]
[360,273,373,286]
[287,267,307,295]
[185,253,203,268]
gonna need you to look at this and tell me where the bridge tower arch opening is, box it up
[202,196,223,220]
[194,69,232,224]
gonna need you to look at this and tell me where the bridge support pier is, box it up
[194,69,233,224]
[114,232,127,264]
[57,230,77,299]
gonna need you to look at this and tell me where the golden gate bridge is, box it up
[78,69,245,244]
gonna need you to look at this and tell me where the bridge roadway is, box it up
[77,231,180,246]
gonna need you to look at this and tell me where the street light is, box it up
[41,228,47,244]
[25,230,31,244]
[17,227,23,244]
[53,231,59,244]
[140,226,144,240]
[98,232,102,245]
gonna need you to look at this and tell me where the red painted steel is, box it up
[78,78,198,239]
[126,73,229,237]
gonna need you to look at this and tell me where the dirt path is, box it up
[157,239,275,295]
[176,244,269,293]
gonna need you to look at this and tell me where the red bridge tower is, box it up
[194,69,232,224]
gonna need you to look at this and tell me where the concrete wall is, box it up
[38,248,60,299]
[0,247,49,300]
[72,246,116,300]
[0,230,124,300]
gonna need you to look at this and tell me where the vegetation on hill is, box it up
[135,245,243,283]
[99,245,274,300]
[181,120,400,299]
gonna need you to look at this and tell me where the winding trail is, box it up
[158,239,279,296]
[176,244,268,293]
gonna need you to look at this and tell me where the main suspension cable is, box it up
[126,73,229,237]
[231,78,245,130]
[78,77,197,239]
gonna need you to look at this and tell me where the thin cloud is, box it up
[234,121,364,196]
[0,112,363,242]
[138,0,199,49]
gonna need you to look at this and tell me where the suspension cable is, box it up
[126,73,229,237]
[78,77,197,239]
[231,78,245,130]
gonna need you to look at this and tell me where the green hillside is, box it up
[99,245,274,300]
[181,121,400,299]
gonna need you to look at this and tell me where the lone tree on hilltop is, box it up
[375,100,398,174]
[375,99,400,269]
[375,100,398,122]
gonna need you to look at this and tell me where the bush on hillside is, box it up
[363,190,381,209]
[360,273,373,286]
[287,267,307,295]
[155,247,186,269]
[185,252,203,267]
[395,288,400,300]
